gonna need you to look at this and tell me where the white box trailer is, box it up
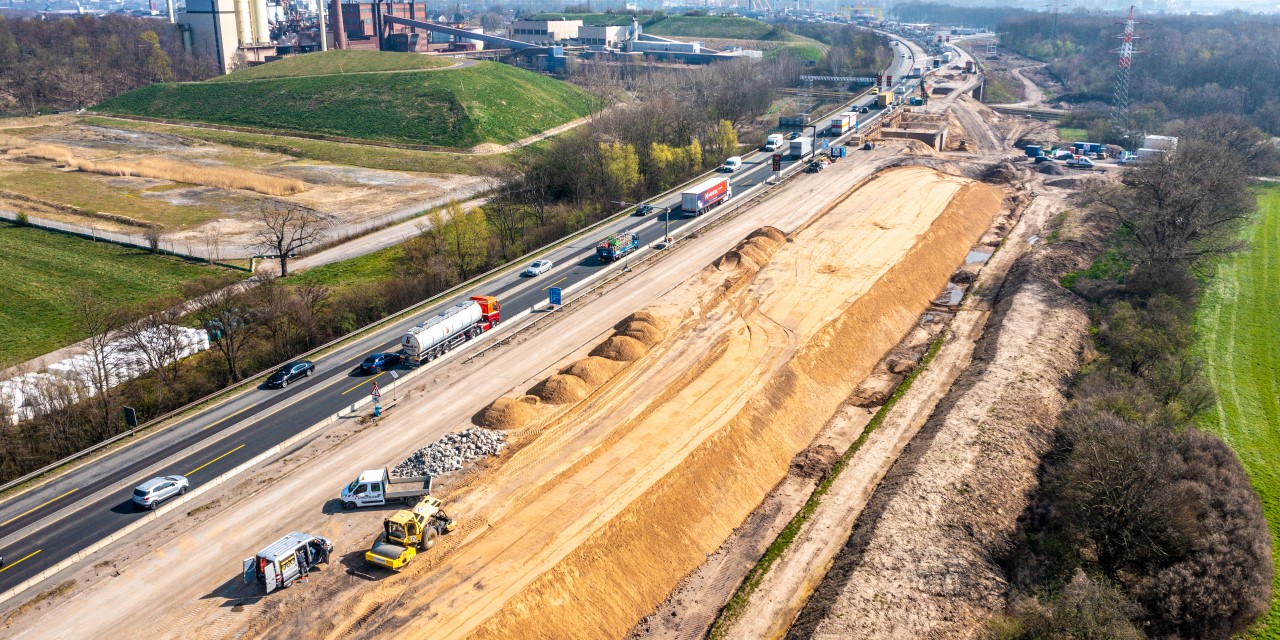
[789,136,813,158]
[243,532,333,594]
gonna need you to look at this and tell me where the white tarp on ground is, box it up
[1,326,211,425]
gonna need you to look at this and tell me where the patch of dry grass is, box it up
[3,143,306,196]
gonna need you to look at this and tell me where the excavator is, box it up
[364,495,456,570]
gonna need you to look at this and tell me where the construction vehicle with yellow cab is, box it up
[364,495,456,570]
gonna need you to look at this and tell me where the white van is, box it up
[243,532,333,594]
[722,156,743,173]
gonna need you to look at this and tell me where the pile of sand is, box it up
[563,356,623,386]
[473,396,540,430]
[531,374,592,404]
[474,312,671,426]
[590,335,649,362]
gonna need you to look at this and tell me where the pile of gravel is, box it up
[391,427,507,477]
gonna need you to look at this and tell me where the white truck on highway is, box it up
[400,295,501,364]
[340,468,434,509]
[764,133,784,151]
[242,531,333,594]
[789,136,813,158]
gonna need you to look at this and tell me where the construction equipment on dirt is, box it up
[364,495,456,570]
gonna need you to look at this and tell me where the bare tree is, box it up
[143,226,164,253]
[182,275,257,383]
[250,202,330,277]
[119,296,187,403]
[73,289,129,440]
[1092,140,1253,286]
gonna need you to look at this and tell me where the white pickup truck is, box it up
[339,468,433,509]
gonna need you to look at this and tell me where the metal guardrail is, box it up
[0,89,876,499]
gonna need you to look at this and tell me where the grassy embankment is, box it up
[204,49,453,81]
[1196,184,1280,638]
[0,223,235,367]
[93,55,595,149]
[645,15,826,61]
[77,116,539,176]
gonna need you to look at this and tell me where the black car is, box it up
[634,204,654,216]
[360,352,401,374]
[266,361,314,388]
[786,132,801,140]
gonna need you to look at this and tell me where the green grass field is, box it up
[1196,184,1280,638]
[93,60,595,149]
[1058,126,1088,142]
[205,50,453,82]
[0,167,222,228]
[78,116,536,177]
[285,243,403,293]
[645,15,781,40]
[0,223,233,367]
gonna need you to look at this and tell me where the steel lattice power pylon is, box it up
[1110,6,1145,140]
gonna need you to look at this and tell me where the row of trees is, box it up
[997,118,1274,639]
[0,14,215,115]
[996,11,1280,139]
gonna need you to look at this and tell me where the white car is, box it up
[132,475,189,510]
[722,156,743,173]
[524,259,553,276]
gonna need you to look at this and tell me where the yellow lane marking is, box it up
[187,444,246,476]
[341,371,383,396]
[0,489,78,527]
[0,549,41,574]
[542,276,567,291]
[202,402,258,431]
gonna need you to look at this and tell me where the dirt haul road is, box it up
[0,160,1000,640]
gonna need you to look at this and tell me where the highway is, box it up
[0,38,920,600]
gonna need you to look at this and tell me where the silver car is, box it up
[132,475,189,510]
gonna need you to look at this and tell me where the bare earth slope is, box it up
[788,183,1092,639]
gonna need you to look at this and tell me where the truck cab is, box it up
[340,468,433,509]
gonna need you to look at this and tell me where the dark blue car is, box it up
[360,352,401,374]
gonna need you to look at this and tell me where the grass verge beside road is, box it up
[1196,184,1280,639]
[0,223,237,367]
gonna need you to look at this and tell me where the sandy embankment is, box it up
[301,167,1004,640]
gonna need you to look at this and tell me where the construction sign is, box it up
[371,381,381,399]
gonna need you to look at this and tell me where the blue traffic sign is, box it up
[549,287,562,306]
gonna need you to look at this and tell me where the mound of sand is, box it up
[474,397,539,430]
[591,335,649,362]
[616,311,666,333]
[531,374,592,404]
[748,226,787,245]
[563,356,624,387]
[618,321,664,347]
[1036,163,1066,175]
